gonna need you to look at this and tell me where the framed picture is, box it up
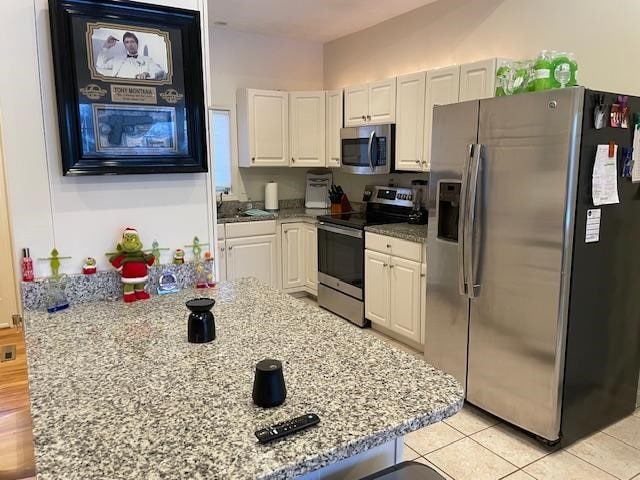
[49,0,207,175]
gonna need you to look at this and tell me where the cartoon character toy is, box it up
[173,248,185,265]
[82,257,97,275]
[109,227,155,303]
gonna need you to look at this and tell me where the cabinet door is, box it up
[424,66,460,171]
[368,78,396,124]
[303,223,318,293]
[289,91,325,167]
[217,240,227,282]
[248,89,289,166]
[344,83,368,127]
[364,250,391,327]
[395,72,426,172]
[390,256,422,342]
[281,223,305,290]
[226,234,277,288]
[459,58,497,102]
[325,89,343,167]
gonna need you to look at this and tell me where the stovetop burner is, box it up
[317,211,408,230]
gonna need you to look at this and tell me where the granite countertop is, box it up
[24,278,462,480]
[218,207,331,224]
[365,222,429,243]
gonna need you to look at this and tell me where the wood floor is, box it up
[0,326,35,480]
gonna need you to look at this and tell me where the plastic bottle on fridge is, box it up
[533,50,552,91]
[551,52,573,88]
[495,60,512,96]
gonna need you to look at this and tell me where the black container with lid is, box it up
[186,298,216,343]
[252,359,287,408]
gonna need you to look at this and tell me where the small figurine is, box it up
[204,251,213,262]
[82,257,97,275]
[109,227,155,303]
[185,236,214,289]
[150,240,169,266]
[38,248,72,313]
[158,270,179,295]
[173,248,185,265]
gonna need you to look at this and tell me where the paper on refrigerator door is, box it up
[632,125,640,183]
[592,144,620,206]
[585,209,601,243]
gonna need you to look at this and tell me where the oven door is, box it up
[340,124,393,175]
[317,222,364,299]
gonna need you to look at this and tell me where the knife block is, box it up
[330,194,352,214]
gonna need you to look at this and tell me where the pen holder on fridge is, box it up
[330,194,352,214]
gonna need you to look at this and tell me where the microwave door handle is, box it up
[465,143,482,298]
[367,131,375,173]
[458,144,473,296]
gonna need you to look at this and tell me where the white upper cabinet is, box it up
[289,91,326,168]
[395,72,426,172]
[344,83,369,126]
[325,89,343,167]
[368,78,396,124]
[344,78,396,126]
[238,89,289,167]
[459,58,498,102]
[423,66,461,171]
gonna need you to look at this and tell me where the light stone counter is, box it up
[25,278,462,479]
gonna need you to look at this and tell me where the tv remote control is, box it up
[255,413,320,443]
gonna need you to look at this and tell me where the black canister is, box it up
[186,298,216,343]
[252,359,287,408]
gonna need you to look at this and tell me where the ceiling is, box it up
[208,0,439,43]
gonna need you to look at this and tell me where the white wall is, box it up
[0,0,213,278]
[324,0,640,95]
[210,27,324,201]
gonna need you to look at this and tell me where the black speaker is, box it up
[186,298,216,343]
[252,359,287,408]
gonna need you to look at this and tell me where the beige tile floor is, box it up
[299,294,640,480]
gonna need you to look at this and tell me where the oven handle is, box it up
[367,131,375,173]
[318,222,363,239]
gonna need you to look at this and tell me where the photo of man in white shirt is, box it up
[96,31,166,80]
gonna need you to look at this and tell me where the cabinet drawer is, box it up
[225,220,276,239]
[217,224,226,240]
[365,232,422,262]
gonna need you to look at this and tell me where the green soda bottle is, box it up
[495,60,511,96]
[533,50,552,91]
[568,52,578,86]
[551,51,572,88]
[512,61,530,94]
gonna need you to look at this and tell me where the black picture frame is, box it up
[49,0,208,175]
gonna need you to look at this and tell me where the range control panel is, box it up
[363,185,415,207]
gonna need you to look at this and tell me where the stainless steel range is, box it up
[317,185,419,327]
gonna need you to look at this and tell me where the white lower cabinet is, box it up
[226,234,277,288]
[365,233,426,344]
[303,223,318,293]
[389,256,421,341]
[281,222,318,295]
[282,223,305,290]
[364,250,391,328]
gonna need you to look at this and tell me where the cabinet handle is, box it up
[415,160,420,164]
[420,273,426,277]
[386,244,391,248]
[291,157,296,163]
[251,157,255,163]
[221,247,225,252]
[389,265,395,269]
[228,246,233,250]
[361,115,366,120]
[383,263,388,267]
[367,115,371,121]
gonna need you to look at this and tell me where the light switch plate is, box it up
[1,345,16,362]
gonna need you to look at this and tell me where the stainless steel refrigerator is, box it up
[425,87,640,445]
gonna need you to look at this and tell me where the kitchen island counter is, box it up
[25,278,462,479]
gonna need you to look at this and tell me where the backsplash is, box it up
[21,262,213,311]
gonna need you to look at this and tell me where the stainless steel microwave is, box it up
[340,124,395,175]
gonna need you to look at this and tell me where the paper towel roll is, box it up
[265,182,279,211]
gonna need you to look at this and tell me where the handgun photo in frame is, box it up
[93,105,178,154]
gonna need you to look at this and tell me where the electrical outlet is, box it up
[1,345,16,362]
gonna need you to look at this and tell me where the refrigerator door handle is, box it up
[465,143,482,298]
[458,144,474,296]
